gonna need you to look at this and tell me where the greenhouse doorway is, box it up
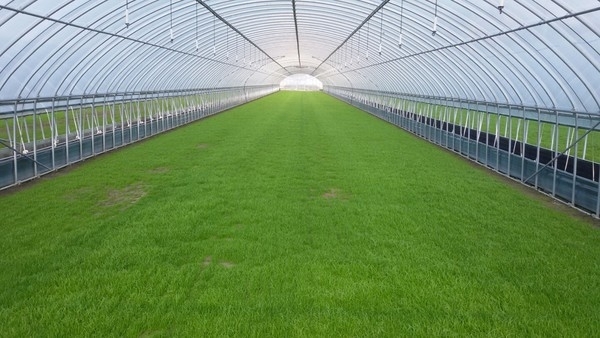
[280,74,323,91]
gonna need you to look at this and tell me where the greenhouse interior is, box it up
[1,0,600,335]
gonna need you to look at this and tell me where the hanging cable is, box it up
[379,5,384,55]
[235,33,239,62]
[350,36,353,65]
[357,29,361,63]
[354,34,358,63]
[355,33,358,63]
[195,2,199,51]
[366,20,370,59]
[125,0,130,28]
[398,0,404,47]
[344,42,348,68]
[432,0,438,36]
[212,15,216,56]
[226,27,229,59]
[169,0,174,42]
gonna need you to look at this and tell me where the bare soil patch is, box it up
[201,256,212,268]
[64,186,94,202]
[322,188,349,200]
[322,188,339,199]
[220,261,235,269]
[139,330,164,338]
[98,183,146,209]
[197,143,209,150]
[148,167,169,174]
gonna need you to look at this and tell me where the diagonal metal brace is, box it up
[0,138,52,171]
[523,119,600,184]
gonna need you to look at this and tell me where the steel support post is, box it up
[552,110,558,197]
[32,100,38,177]
[572,112,578,205]
[521,107,526,181]
[535,108,541,189]
[51,99,56,170]
[12,101,18,184]
[78,98,83,160]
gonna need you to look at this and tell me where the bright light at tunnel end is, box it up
[280,74,324,91]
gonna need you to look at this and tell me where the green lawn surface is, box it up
[1,91,599,336]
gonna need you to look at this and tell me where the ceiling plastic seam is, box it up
[292,0,301,68]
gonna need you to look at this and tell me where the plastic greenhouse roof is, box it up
[0,1,599,113]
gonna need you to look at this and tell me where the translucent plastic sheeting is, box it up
[280,74,323,91]
[0,1,599,113]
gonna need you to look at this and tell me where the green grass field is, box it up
[1,91,599,336]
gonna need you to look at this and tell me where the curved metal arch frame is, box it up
[425,1,529,104]
[334,1,600,111]
[0,1,273,98]
[446,0,592,109]
[447,1,560,106]
[513,1,600,109]
[25,13,121,96]
[2,2,136,96]
[72,2,273,94]
[108,37,270,92]
[118,7,284,92]
[447,1,554,106]
[0,0,598,114]
[75,3,211,93]
[330,11,487,102]
[0,2,89,95]
[29,4,185,95]
[318,4,488,100]
[322,1,515,104]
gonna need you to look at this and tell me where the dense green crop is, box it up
[1,91,599,336]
